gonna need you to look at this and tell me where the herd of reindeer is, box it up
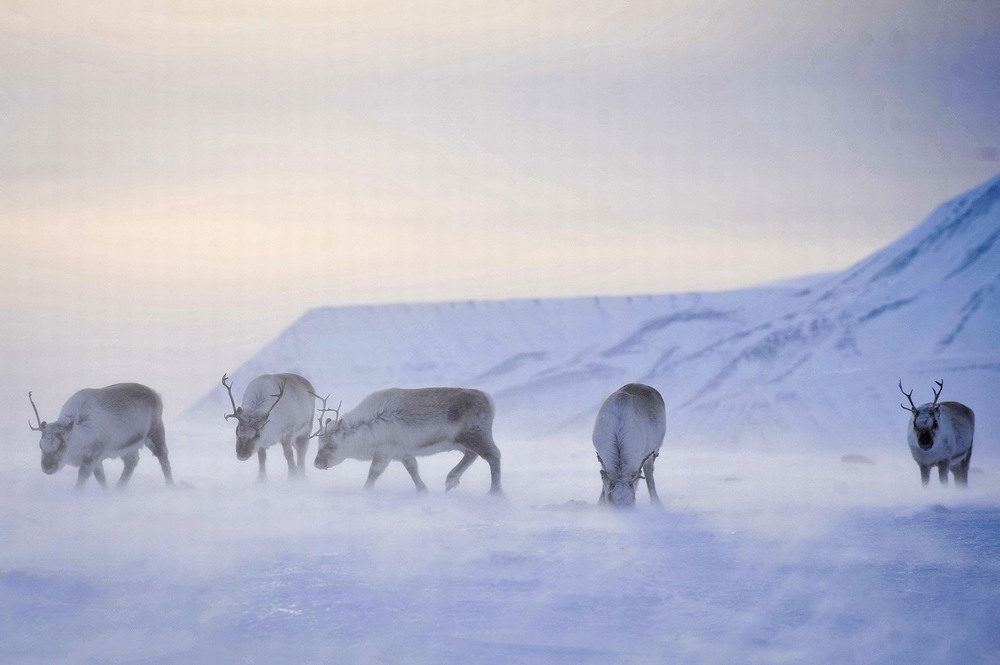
[26,374,976,506]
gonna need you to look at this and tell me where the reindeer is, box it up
[222,373,317,480]
[900,380,975,486]
[28,384,173,491]
[593,383,666,508]
[313,387,502,495]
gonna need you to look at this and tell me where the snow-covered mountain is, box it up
[188,173,1000,457]
[653,172,1000,452]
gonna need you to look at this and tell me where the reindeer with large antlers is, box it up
[222,373,317,481]
[28,384,173,490]
[899,379,975,486]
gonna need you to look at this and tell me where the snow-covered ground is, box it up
[5,175,998,663]
[3,426,998,665]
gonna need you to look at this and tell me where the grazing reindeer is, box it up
[28,384,173,491]
[593,383,666,508]
[222,373,316,480]
[313,387,502,495]
[900,380,975,486]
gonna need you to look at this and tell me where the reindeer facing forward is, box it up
[222,373,317,481]
[899,380,975,486]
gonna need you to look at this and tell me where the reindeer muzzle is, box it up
[917,430,935,451]
[607,483,638,508]
[236,440,256,461]
[314,448,338,470]
[41,452,61,474]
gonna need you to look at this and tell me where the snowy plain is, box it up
[2,421,999,665]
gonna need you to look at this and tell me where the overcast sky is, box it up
[2,0,999,423]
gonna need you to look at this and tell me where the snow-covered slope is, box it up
[654,173,1000,452]
[188,173,1000,457]
[186,287,818,438]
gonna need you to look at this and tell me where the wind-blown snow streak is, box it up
[1,439,999,665]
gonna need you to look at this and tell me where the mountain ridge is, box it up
[187,173,1000,458]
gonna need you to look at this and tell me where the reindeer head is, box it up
[28,392,70,474]
[899,380,943,450]
[597,450,656,508]
[311,394,344,470]
[222,375,285,461]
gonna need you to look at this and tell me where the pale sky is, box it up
[2,0,999,424]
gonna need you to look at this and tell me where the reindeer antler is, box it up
[931,379,944,406]
[898,380,917,412]
[627,450,659,482]
[309,392,341,438]
[27,391,44,431]
[221,374,240,420]
[262,380,286,420]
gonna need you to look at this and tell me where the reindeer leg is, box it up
[643,454,662,507]
[294,432,310,477]
[484,450,502,495]
[364,455,390,490]
[116,451,140,489]
[76,460,97,491]
[961,444,972,487]
[146,420,173,485]
[256,448,267,482]
[454,430,502,495]
[956,445,972,487]
[281,439,298,480]
[919,464,931,486]
[400,456,428,493]
[445,451,477,491]
[92,462,109,491]
[951,463,966,487]
[483,448,502,495]
[938,461,949,486]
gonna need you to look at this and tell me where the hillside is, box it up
[187,174,1000,457]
